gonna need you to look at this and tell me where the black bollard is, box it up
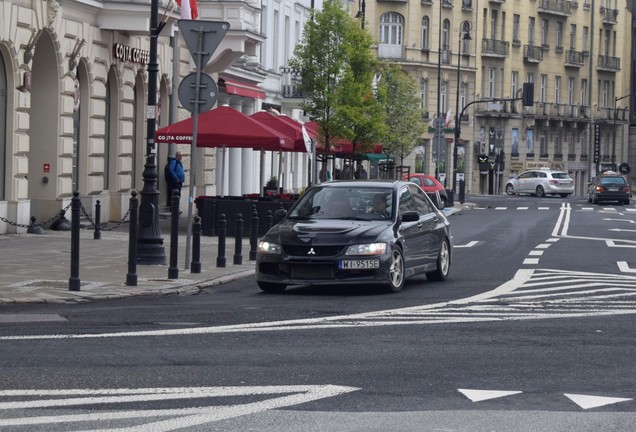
[68,191,81,291]
[126,190,138,286]
[459,179,466,204]
[51,210,71,231]
[191,215,201,273]
[168,190,180,279]
[94,200,102,240]
[27,217,45,235]
[216,213,227,268]
[265,209,273,232]
[233,213,243,265]
[249,205,258,261]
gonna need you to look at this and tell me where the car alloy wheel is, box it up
[426,239,450,281]
[505,184,515,195]
[535,186,545,197]
[386,246,405,293]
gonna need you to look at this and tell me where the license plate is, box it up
[607,187,619,192]
[339,260,380,270]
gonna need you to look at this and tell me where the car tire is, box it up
[535,186,545,197]
[624,199,630,205]
[559,193,570,198]
[426,238,450,282]
[591,195,598,205]
[505,184,515,195]
[587,196,592,203]
[385,246,405,293]
[258,282,287,293]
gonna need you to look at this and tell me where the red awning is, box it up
[155,106,294,151]
[250,112,317,153]
[218,78,265,99]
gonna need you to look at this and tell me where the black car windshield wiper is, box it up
[331,216,367,221]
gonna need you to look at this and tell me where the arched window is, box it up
[379,13,404,58]
[421,16,430,50]
[441,19,450,63]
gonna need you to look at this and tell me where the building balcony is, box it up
[378,44,403,59]
[537,0,572,16]
[523,45,543,63]
[279,67,303,99]
[564,50,585,68]
[461,0,474,11]
[442,0,453,8]
[601,7,619,24]
[597,55,620,72]
[421,0,433,5]
[481,39,509,58]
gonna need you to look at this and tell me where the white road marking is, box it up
[602,218,634,223]
[0,385,359,430]
[606,240,636,249]
[538,207,550,210]
[609,228,636,233]
[2,269,636,341]
[495,207,507,210]
[523,258,540,265]
[528,251,544,256]
[458,389,522,402]
[516,207,529,210]
[535,243,551,249]
[546,238,559,243]
[454,241,478,248]
[564,393,633,410]
[617,262,636,273]
[580,207,594,211]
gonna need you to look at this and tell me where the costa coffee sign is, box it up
[113,44,150,65]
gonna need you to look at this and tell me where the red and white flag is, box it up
[177,0,198,19]
[444,109,452,128]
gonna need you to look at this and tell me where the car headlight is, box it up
[258,241,282,254]
[345,243,387,256]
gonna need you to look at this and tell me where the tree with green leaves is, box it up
[376,63,426,167]
[289,0,386,176]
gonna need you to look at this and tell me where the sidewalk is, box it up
[0,215,257,304]
[0,204,470,304]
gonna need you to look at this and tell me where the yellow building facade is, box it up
[354,0,632,196]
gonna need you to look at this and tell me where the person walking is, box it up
[166,151,185,206]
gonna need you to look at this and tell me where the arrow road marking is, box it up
[0,385,359,430]
[606,240,636,249]
[564,393,633,410]
[458,389,522,402]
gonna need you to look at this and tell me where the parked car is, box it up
[403,173,448,209]
[256,180,452,293]
[587,170,631,205]
[505,168,574,197]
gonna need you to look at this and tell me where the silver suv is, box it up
[505,168,574,197]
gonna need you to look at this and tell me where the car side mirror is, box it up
[401,211,420,222]
[274,208,287,224]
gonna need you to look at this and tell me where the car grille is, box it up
[284,245,344,257]
[291,264,335,279]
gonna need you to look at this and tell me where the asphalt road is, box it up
[0,194,635,431]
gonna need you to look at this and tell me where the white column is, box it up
[241,103,256,194]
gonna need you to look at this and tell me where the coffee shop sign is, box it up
[113,44,150,65]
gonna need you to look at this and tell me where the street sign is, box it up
[178,72,218,114]
[619,162,631,175]
[178,20,230,70]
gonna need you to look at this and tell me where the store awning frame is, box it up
[218,78,265,99]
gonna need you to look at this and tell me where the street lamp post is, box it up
[136,0,166,264]
[435,0,443,181]
[452,21,472,196]
[612,94,630,166]
[355,0,366,29]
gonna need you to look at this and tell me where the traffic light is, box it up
[522,83,534,106]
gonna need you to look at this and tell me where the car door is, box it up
[516,172,532,193]
[397,186,427,269]
[408,184,441,265]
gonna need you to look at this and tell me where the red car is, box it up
[403,174,448,209]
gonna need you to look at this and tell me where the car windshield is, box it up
[288,186,393,220]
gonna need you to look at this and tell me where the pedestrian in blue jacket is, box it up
[166,151,185,206]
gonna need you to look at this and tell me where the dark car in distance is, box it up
[587,170,631,205]
[256,180,452,293]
